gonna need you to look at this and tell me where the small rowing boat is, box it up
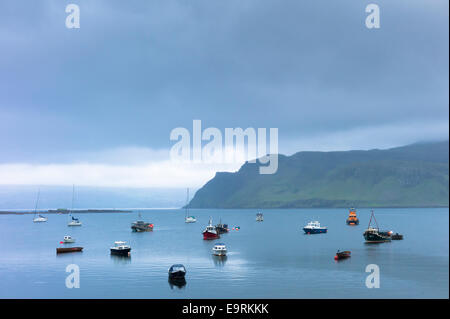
[334,250,351,260]
[56,247,83,254]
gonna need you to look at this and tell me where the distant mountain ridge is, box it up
[188,141,449,208]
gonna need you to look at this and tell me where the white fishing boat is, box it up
[110,241,131,256]
[63,235,75,243]
[212,243,227,256]
[32,189,47,223]
[184,188,196,223]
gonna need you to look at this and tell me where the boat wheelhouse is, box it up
[63,235,75,243]
[363,210,391,243]
[346,208,359,225]
[212,243,227,256]
[203,217,220,240]
[110,241,131,256]
[303,221,327,234]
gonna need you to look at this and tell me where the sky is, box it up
[0,0,448,188]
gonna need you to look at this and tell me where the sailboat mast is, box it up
[34,188,40,217]
[71,184,75,216]
[185,188,189,219]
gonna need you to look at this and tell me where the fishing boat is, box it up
[202,217,220,240]
[110,241,131,256]
[56,247,83,254]
[303,221,327,234]
[63,235,75,243]
[256,212,264,221]
[334,250,351,260]
[215,219,228,234]
[32,189,47,223]
[363,210,391,243]
[67,185,82,226]
[391,232,404,240]
[346,208,359,225]
[131,213,154,232]
[212,243,227,256]
[184,188,196,223]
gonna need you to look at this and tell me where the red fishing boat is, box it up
[203,217,220,240]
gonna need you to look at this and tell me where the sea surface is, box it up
[0,208,448,298]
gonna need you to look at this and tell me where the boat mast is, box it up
[70,184,75,218]
[185,188,189,219]
[34,188,40,218]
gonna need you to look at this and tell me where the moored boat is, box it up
[303,221,327,234]
[131,213,153,232]
[63,235,75,243]
[56,247,83,254]
[203,217,220,240]
[168,264,186,280]
[256,212,264,221]
[67,185,82,226]
[184,188,197,223]
[363,210,391,243]
[32,189,47,223]
[334,250,351,260]
[110,241,131,256]
[215,219,228,234]
[391,232,404,240]
[212,243,227,256]
[346,208,359,225]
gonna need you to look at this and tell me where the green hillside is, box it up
[188,141,449,208]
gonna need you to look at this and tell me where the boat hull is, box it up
[68,222,82,226]
[335,251,351,260]
[303,228,327,234]
[110,248,131,256]
[131,224,153,232]
[364,231,391,243]
[56,247,83,254]
[346,219,359,225]
[203,231,220,240]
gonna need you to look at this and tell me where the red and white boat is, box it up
[203,217,220,240]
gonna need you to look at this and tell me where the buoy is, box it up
[334,255,338,260]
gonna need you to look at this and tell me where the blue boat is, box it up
[303,221,327,234]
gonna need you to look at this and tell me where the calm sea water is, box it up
[0,208,448,298]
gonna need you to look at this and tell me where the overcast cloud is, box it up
[0,0,448,187]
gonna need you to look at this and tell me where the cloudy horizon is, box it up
[0,0,448,188]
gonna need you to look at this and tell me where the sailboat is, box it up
[68,185,82,226]
[32,188,47,222]
[184,188,196,223]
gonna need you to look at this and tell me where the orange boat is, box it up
[346,208,359,225]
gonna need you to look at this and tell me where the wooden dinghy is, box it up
[56,247,83,254]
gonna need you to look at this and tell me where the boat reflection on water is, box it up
[212,255,228,267]
[110,254,131,264]
[168,277,186,289]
